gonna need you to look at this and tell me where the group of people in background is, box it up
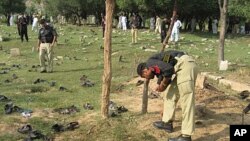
[5,13,53,43]
[4,12,250,45]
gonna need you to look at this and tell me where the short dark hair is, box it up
[137,63,147,76]
[39,19,46,25]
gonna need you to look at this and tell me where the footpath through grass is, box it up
[0,24,249,141]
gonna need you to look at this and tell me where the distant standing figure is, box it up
[155,15,162,33]
[130,14,139,43]
[208,17,212,32]
[150,17,155,31]
[212,18,218,34]
[161,18,167,44]
[121,14,127,31]
[32,15,39,32]
[9,14,14,26]
[18,14,29,42]
[37,19,57,73]
[117,14,122,29]
[190,17,196,33]
[170,17,182,43]
[101,13,106,38]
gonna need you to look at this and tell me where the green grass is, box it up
[0,23,250,141]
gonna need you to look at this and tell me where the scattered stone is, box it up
[195,74,206,89]
[145,49,158,52]
[201,38,208,42]
[10,48,21,57]
[219,60,228,71]
[57,56,63,60]
[111,52,119,56]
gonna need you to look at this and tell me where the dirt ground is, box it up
[114,77,250,141]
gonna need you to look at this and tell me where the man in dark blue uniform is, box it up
[37,19,57,73]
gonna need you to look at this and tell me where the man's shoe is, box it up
[153,121,173,133]
[168,135,191,141]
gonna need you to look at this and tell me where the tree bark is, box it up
[161,0,178,52]
[141,79,149,114]
[101,0,115,118]
[218,0,228,66]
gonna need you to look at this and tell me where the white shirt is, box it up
[32,17,38,27]
[172,20,182,33]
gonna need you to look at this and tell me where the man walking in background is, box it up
[19,14,29,42]
[37,19,57,73]
[130,13,139,44]
[170,16,182,44]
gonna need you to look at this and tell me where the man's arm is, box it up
[51,28,57,47]
[156,77,171,92]
[51,35,57,47]
[37,39,41,52]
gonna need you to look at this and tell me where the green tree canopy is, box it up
[229,0,250,19]
[0,0,26,16]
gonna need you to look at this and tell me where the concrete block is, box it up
[196,74,206,89]
[219,79,250,92]
[10,48,20,57]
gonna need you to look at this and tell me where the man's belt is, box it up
[163,52,185,63]
[41,41,52,43]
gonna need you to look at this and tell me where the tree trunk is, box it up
[161,0,178,52]
[141,79,149,114]
[101,0,115,118]
[218,0,228,66]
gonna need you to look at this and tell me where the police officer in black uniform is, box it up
[37,19,57,73]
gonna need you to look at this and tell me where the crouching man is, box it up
[137,50,198,141]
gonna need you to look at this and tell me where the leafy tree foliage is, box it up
[228,0,250,19]
[0,0,26,16]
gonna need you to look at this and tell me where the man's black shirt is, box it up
[38,25,57,43]
[146,50,185,84]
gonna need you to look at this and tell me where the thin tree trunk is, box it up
[141,79,149,114]
[218,0,227,66]
[161,0,178,52]
[101,0,115,118]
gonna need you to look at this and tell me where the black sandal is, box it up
[17,124,32,134]
[65,122,79,131]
